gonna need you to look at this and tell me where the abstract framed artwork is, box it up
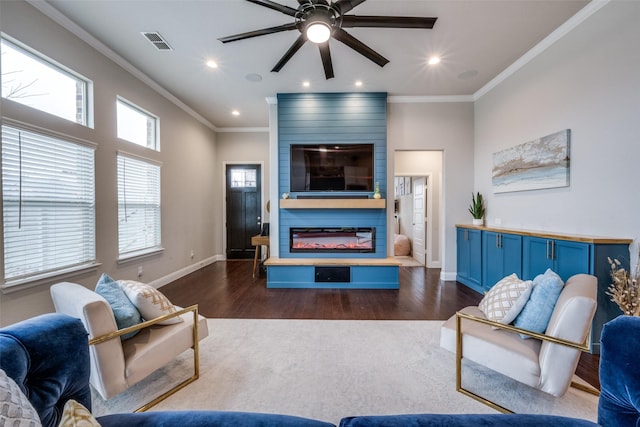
[492,129,570,193]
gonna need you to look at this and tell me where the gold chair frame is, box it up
[455,310,600,414]
[89,304,200,412]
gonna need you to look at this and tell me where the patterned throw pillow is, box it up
[118,280,183,325]
[513,269,565,338]
[95,273,142,340]
[0,368,42,427]
[478,273,533,324]
[58,399,100,427]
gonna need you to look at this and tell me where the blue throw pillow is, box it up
[513,269,564,339]
[95,273,142,340]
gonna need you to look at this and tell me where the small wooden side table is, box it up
[251,235,270,278]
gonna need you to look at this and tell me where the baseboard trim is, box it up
[151,255,221,289]
[440,271,457,282]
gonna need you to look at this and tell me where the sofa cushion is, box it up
[95,273,142,339]
[118,280,183,325]
[0,368,42,427]
[58,400,99,427]
[513,269,564,338]
[339,413,597,426]
[478,274,533,324]
[98,411,336,427]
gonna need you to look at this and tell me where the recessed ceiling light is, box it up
[428,56,441,65]
[355,80,363,87]
[302,81,310,87]
[231,110,240,116]
[206,60,218,69]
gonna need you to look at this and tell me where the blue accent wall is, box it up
[277,92,387,259]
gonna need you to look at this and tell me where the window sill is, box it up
[2,262,102,294]
[117,247,164,264]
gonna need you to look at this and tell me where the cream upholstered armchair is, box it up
[50,281,208,411]
[440,273,598,412]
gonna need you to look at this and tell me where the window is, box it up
[117,98,159,150]
[2,123,96,285]
[117,153,161,258]
[230,168,257,188]
[1,36,91,126]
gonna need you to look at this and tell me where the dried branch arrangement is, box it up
[607,255,640,316]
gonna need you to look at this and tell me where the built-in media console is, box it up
[265,257,400,289]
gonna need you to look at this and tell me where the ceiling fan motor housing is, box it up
[296,2,340,42]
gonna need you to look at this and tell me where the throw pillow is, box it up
[95,273,142,340]
[478,273,533,324]
[117,280,183,325]
[0,368,42,427]
[58,399,100,427]
[513,269,564,338]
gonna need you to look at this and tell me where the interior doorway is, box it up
[394,151,442,268]
[225,164,261,259]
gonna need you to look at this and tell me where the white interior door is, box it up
[412,177,426,265]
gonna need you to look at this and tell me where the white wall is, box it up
[474,1,640,260]
[0,1,219,325]
[388,102,474,277]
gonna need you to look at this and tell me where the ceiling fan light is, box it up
[306,21,331,43]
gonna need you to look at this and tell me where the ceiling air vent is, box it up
[141,32,173,51]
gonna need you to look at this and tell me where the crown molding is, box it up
[388,95,473,104]
[26,0,218,132]
[216,127,269,133]
[473,0,610,101]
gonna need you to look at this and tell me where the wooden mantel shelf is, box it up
[280,198,386,209]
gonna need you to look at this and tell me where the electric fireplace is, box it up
[290,227,375,253]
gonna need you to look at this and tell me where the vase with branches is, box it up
[607,254,640,316]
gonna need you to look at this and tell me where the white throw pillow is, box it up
[117,280,183,325]
[478,273,533,324]
[0,368,42,427]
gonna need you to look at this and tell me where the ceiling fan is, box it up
[218,0,437,79]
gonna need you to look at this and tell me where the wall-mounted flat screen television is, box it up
[290,143,374,192]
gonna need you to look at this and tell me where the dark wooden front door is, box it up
[226,164,261,259]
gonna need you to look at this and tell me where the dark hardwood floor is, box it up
[161,260,599,390]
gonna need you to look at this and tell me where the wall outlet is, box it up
[494,218,502,226]
[137,266,143,277]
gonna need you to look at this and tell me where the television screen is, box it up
[290,144,374,192]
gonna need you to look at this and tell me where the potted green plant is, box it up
[468,192,486,226]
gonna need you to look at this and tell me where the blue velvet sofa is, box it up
[1,313,636,426]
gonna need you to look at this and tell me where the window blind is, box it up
[2,124,96,283]
[117,153,161,257]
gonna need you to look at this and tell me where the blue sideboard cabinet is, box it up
[456,224,631,353]
[482,231,522,291]
[456,227,482,293]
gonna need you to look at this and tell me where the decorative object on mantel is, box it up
[607,254,640,316]
[492,129,570,193]
[282,192,290,199]
[468,192,485,226]
[373,182,381,199]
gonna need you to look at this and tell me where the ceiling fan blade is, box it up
[246,0,298,17]
[332,28,388,67]
[318,42,334,79]
[272,34,307,72]
[341,15,438,29]
[218,23,298,43]
[333,0,367,15]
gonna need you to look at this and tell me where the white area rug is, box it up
[92,319,598,425]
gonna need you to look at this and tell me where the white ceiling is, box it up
[39,0,590,129]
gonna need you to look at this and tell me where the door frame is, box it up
[222,161,265,260]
